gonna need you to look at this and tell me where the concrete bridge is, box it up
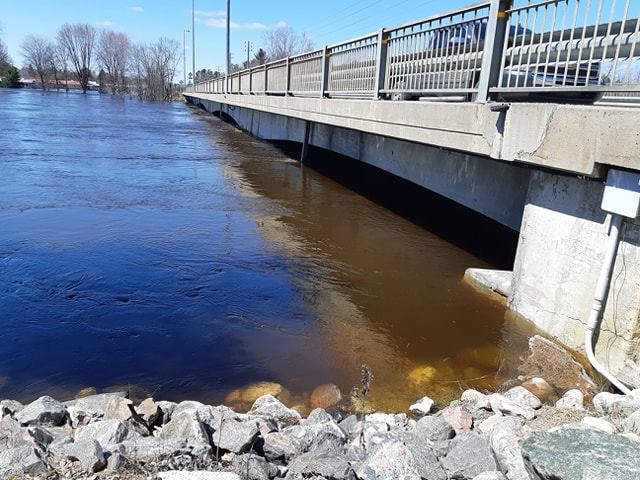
[185,0,640,391]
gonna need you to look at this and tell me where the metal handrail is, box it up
[186,0,640,101]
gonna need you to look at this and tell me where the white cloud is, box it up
[194,10,225,18]
[129,6,144,13]
[102,20,114,27]
[275,21,288,29]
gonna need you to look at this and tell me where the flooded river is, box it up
[0,88,534,411]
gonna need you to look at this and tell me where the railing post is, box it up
[264,64,268,94]
[285,57,291,96]
[320,46,330,98]
[476,0,512,102]
[374,28,389,99]
[249,69,253,94]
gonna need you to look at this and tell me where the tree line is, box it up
[1,24,314,97]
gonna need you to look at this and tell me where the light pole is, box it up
[192,0,196,85]
[226,0,231,75]
[183,29,190,85]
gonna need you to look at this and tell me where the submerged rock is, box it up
[522,428,640,479]
[310,384,343,410]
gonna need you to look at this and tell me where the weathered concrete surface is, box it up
[185,93,640,177]
[510,170,640,374]
[190,97,530,230]
[464,268,512,298]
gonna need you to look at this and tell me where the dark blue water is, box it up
[0,88,530,410]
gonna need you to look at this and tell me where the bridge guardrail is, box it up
[187,0,639,102]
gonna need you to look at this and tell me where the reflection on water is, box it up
[0,89,534,411]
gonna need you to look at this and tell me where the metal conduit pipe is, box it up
[584,213,632,395]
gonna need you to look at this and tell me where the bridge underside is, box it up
[185,92,640,387]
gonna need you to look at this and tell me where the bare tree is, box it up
[0,38,10,73]
[98,30,131,94]
[53,42,70,91]
[21,35,54,89]
[57,23,97,93]
[263,26,313,61]
[130,37,180,101]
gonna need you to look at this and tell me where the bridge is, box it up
[185,0,640,391]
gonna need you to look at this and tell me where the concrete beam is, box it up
[185,93,640,178]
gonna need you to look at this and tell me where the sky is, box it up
[0,0,470,80]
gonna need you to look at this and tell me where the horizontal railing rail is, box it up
[186,0,640,102]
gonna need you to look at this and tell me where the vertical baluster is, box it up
[585,0,605,84]
[542,2,559,87]
[610,0,630,85]
[623,16,640,83]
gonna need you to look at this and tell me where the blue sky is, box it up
[1,0,468,78]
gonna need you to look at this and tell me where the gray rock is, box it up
[593,391,640,419]
[111,436,190,461]
[287,415,347,453]
[70,392,127,426]
[355,440,420,480]
[211,419,259,454]
[157,400,178,425]
[60,438,106,473]
[16,396,67,427]
[262,430,305,462]
[172,400,205,417]
[580,416,616,433]
[623,409,640,435]
[522,428,640,479]
[441,431,498,479]
[287,447,355,480]
[472,473,508,480]
[231,453,277,480]
[0,399,24,417]
[105,452,133,472]
[555,389,584,409]
[461,390,492,411]
[339,415,360,438]
[0,445,48,477]
[303,408,335,425]
[402,432,447,480]
[27,426,55,448]
[249,395,301,429]
[488,394,536,420]
[409,396,434,416]
[487,416,529,480]
[159,411,210,445]
[0,416,39,450]
[75,418,140,447]
[195,405,239,431]
[415,414,455,442]
[156,472,240,480]
[504,386,542,410]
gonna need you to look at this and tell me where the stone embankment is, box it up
[2,337,640,480]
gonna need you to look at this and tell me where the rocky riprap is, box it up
[1,378,640,480]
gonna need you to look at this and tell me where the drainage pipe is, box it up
[584,213,632,394]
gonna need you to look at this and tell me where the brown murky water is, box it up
[0,89,536,412]
[192,108,536,411]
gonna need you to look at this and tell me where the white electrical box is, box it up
[601,169,640,219]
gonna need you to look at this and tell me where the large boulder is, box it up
[231,453,278,480]
[522,428,640,479]
[593,391,640,419]
[69,392,127,426]
[156,472,240,480]
[211,419,259,454]
[0,445,48,477]
[110,436,191,462]
[486,416,529,480]
[159,411,210,445]
[504,387,541,410]
[624,410,640,435]
[415,414,455,442]
[401,432,447,480]
[74,418,140,447]
[488,394,536,420]
[0,416,43,450]
[520,378,554,403]
[16,396,67,427]
[59,438,106,473]
[441,431,498,479]
[262,430,305,462]
[287,447,356,480]
[249,395,301,429]
[355,440,421,480]
[555,389,584,410]
[136,397,161,426]
[0,399,24,417]
[441,405,473,433]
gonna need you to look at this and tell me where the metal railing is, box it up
[187,0,640,102]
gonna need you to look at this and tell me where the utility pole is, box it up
[192,0,196,84]
[245,41,252,69]
[183,29,190,85]
[226,0,231,75]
